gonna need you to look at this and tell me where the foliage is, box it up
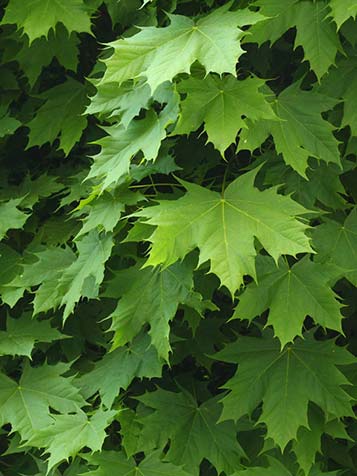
[1,0,357,475]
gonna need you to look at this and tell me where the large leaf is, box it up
[100,4,264,92]
[216,334,355,448]
[135,168,312,294]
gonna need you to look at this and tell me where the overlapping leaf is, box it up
[135,168,312,294]
[216,334,355,448]
[100,4,264,92]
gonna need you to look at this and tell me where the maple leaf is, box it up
[137,389,245,475]
[292,405,349,475]
[216,333,355,448]
[87,94,178,190]
[0,104,21,137]
[26,78,89,155]
[0,314,65,357]
[239,82,340,177]
[0,198,28,240]
[175,74,276,154]
[75,189,142,238]
[0,244,21,287]
[320,57,357,137]
[0,363,85,441]
[100,4,264,92]
[249,0,341,79]
[313,208,357,286]
[2,0,92,44]
[106,258,195,360]
[28,409,116,472]
[83,450,191,476]
[10,25,79,87]
[86,81,151,126]
[2,246,76,311]
[329,0,357,29]
[77,333,162,408]
[135,168,312,295]
[233,256,343,346]
[57,231,114,320]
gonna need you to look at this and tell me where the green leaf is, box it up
[320,57,357,137]
[58,231,114,320]
[0,105,21,137]
[0,363,85,441]
[87,101,177,190]
[216,333,355,448]
[75,189,142,238]
[233,458,293,476]
[10,25,79,87]
[2,0,92,43]
[135,168,312,295]
[0,198,28,240]
[107,259,195,360]
[137,389,244,475]
[26,78,89,155]
[77,333,162,408]
[249,0,341,79]
[100,4,264,92]
[240,83,340,176]
[0,314,65,357]
[329,0,357,29]
[86,81,151,126]
[83,450,191,476]
[29,409,116,471]
[2,246,76,310]
[313,208,357,285]
[233,256,343,345]
[175,74,276,154]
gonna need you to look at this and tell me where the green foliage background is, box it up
[0,0,357,474]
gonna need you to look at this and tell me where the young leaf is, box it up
[135,168,312,294]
